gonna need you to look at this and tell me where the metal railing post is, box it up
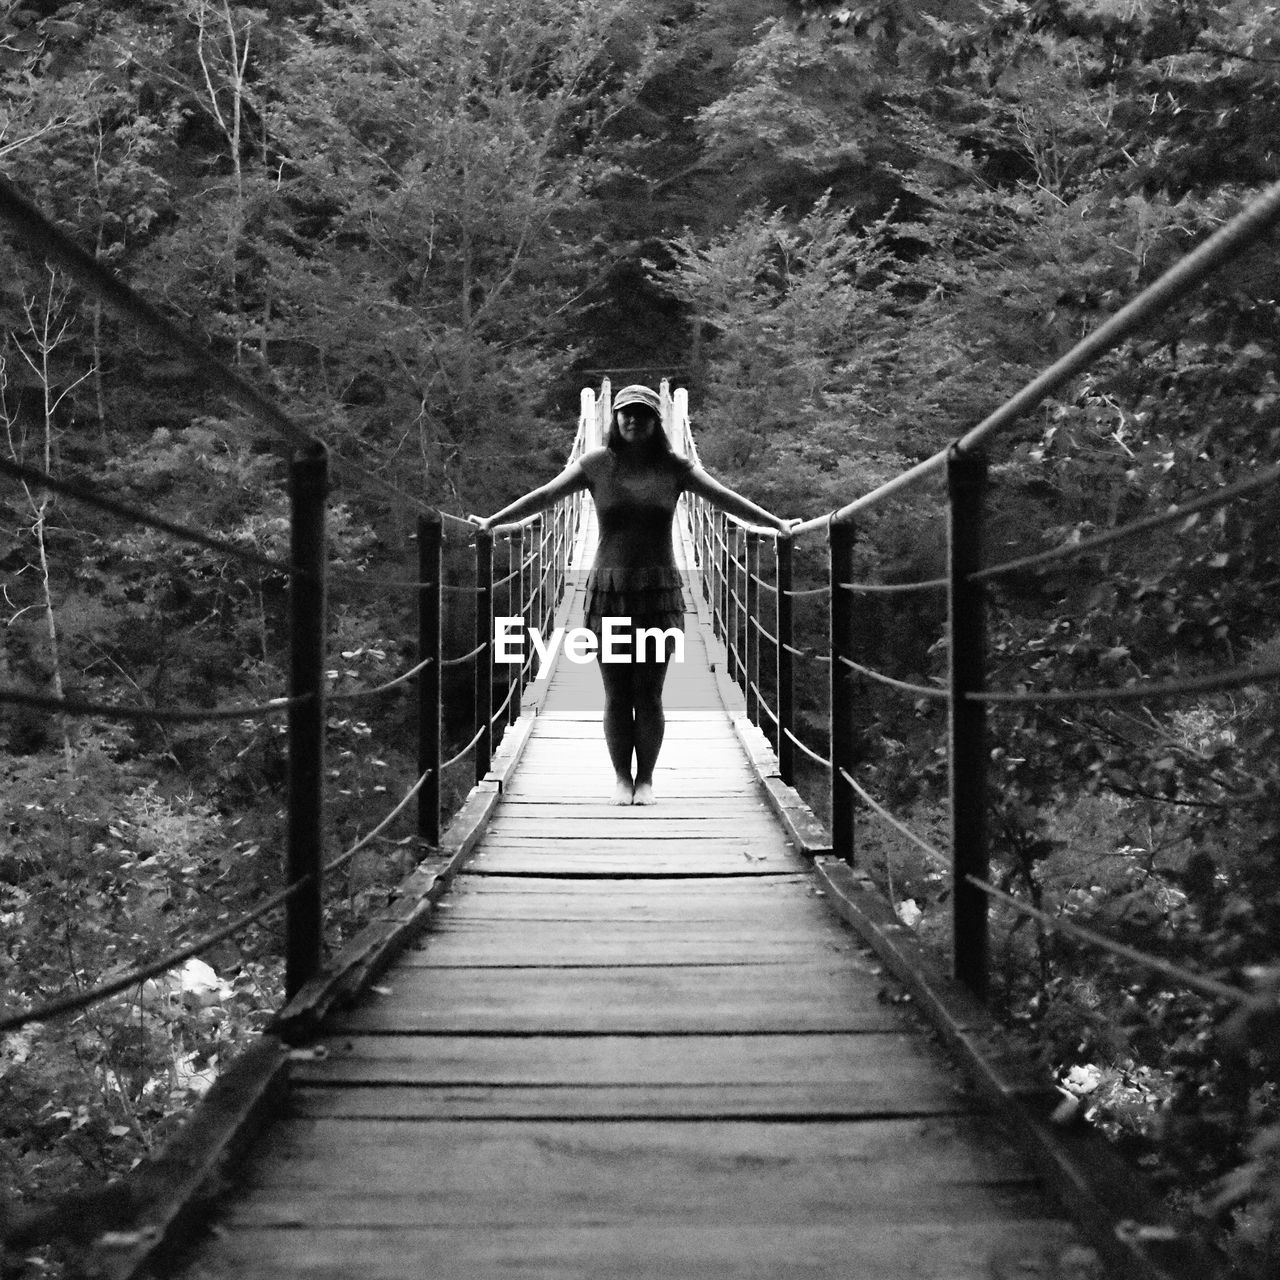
[417,515,442,846]
[286,443,327,999]
[530,516,543,637]
[948,447,989,998]
[511,527,526,722]
[475,528,494,782]
[745,531,761,722]
[728,525,741,688]
[717,513,730,648]
[830,519,857,865]
[776,534,794,785]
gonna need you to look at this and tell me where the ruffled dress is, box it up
[581,449,693,641]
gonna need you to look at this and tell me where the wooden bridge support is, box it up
[775,533,794,785]
[417,515,442,846]
[947,448,989,998]
[829,520,857,866]
[286,444,328,1000]
[474,529,494,783]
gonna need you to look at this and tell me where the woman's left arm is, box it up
[684,464,790,534]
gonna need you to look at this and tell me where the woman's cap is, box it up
[612,384,662,415]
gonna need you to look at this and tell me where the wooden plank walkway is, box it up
[174,510,1091,1279]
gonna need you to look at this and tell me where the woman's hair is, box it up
[605,404,673,456]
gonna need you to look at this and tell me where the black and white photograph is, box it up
[2,2,1278,1277]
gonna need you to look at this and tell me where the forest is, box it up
[1,0,1279,1274]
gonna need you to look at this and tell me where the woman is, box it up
[471,385,791,805]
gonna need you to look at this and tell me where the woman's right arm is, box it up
[470,458,590,532]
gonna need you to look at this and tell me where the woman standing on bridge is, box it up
[471,385,792,805]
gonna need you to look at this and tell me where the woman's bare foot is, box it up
[632,781,656,806]
[610,778,634,806]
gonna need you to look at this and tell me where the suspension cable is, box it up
[836,655,949,701]
[838,768,950,871]
[0,456,292,574]
[967,876,1263,1009]
[788,176,1280,535]
[0,875,311,1035]
[441,722,487,771]
[0,687,302,722]
[972,460,1280,583]
[781,641,831,664]
[326,655,435,704]
[749,684,778,725]
[324,767,435,876]
[440,641,486,670]
[974,660,1280,706]
[839,577,947,595]
[0,176,315,453]
[783,727,833,770]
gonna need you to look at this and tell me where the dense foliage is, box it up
[2,0,1278,1273]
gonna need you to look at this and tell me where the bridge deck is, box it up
[176,513,1088,1279]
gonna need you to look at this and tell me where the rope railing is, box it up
[326,655,437,703]
[0,455,293,574]
[966,876,1260,1010]
[970,459,1280,584]
[0,175,589,1056]
[839,576,947,595]
[0,875,312,1035]
[671,176,1280,1034]
[0,686,303,721]
[836,655,950,701]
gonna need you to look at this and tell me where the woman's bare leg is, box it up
[598,657,635,804]
[631,645,674,805]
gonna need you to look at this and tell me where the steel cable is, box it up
[326,655,435,703]
[0,175,315,452]
[971,460,1280,583]
[0,875,312,1034]
[973,660,1280,706]
[788,177,1280,536]
[838,768,950,871]
[0,686,303,722]
[324,767,434,875]
[440,721,488,771]
[0,456,292,574]
[838,577,947,596]
[440,641,487,669]
[782,727,833,770]
[835,655,949,701]
[968,876,1263,1008]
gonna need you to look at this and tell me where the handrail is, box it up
[668,169,1280,1181]
[789,176,1280,535]
[0,178,589,1048]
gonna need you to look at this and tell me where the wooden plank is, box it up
[529,724,739,739]
[227,1179,1049,1226]
[401,929,858,965]
[430,879,838,922]
[472,837,792,852]
[464,850,798,876]
[442,872,815,896]
[814,858,1219,1280]
[325,962,911,1034]
[491,798,771,814]
[183,1220,1084,1280]
[226,1119,1039,1211]
[295,1031,950,1087]
[290,1082,965,1120]
[491,799,773,817]
[480,817,784,837]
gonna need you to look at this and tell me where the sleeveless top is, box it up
[579,447,694,632]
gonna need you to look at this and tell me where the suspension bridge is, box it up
[2,173,1280,1279]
